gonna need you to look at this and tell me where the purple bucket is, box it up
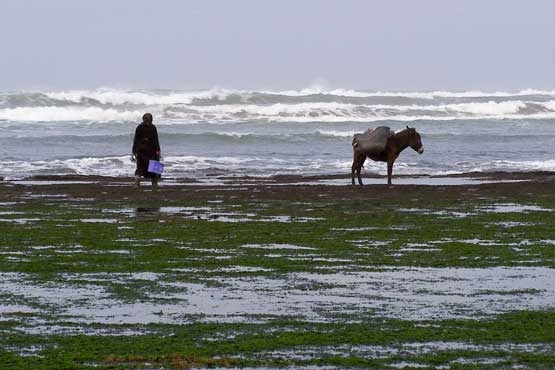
[148,160,164,175]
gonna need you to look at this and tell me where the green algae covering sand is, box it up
[1,174,555,369]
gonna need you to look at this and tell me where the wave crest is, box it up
[2,87,555,123]
[0,107,142,122]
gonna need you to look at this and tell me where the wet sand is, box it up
[2,171,554,203]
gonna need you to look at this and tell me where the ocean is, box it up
[1,87,555,180]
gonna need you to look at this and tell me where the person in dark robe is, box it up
[132,113,161,189]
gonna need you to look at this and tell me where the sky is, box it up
[1,0,555,91]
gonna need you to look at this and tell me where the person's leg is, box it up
[151,177,158,190]
[134,175,141,189]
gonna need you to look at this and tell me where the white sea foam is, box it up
[540,100,555,111]
[446,101,526,115]
[4,155,555,180]
[2,97,554,123]
[172,100,529,115]
[0,156,134,178]
[0,106,142,122]
[469,159,555,172]
[262,87,555,99]
[6,87,555,109]
[263,112,555,123]
[44,88,236,105]
[161,100,555,124]
[0,155,352,179]
[316,130,356,138]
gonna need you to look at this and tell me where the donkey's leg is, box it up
[351,147,361,185]
[387,159,394,185]
[351,154,357,186]
[357,155,366,185]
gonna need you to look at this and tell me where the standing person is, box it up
[132,113,161,189]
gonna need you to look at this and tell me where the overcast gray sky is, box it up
[1,0,554,91]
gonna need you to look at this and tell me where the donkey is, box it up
[351,126,424,185]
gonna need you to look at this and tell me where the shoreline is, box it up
[3,170,555,186]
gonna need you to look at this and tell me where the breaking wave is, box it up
[43,89,235,106]
[34,87,555,104]
[0,106,143,122]
[3,93,555,123]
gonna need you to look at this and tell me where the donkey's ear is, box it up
[406,125,410,129]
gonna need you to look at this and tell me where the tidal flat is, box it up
[1,173,555,369]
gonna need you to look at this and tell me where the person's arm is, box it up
[132,126,139,155]
[153,126,161,156]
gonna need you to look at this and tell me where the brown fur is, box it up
[351,127,424,185]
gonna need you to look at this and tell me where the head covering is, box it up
[142,113,153,124]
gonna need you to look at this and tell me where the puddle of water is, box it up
[451,357,506,365]
[160,206,213,213]
[80,218,120,223]
[455,238,503,246]
[478,203,550,213]
[282,177,527,186]
[17,324,150,336]
[350,240,391,247]
[28,246,49,251]
[400,203,551,218]
[399,208,474,218]
[287,257,352,263]
[20,194,68,200]
[0,304,38,317]
[186,248,240,256]
[241,244,316,250]
[12,181,95,185]
[102,250,130,254]
[54,249,85,254]
[0,251,26,255]
[10,345,43,357]
[492,221,538,228]
[217,266,274,273]
[0,218,41,224]
[398,247,441,253]
[129,272,159,280]
[114,206,324,223]
[255,216,326,223]
[332,227,381,231]
[388,362,428,369]
[3,266,555,329]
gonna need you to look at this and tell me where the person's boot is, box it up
[134,176,141,189]
[151,178,158,191]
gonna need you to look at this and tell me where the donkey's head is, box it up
[406,126,424,154]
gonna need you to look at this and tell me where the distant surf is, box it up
[2,88,555,123]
